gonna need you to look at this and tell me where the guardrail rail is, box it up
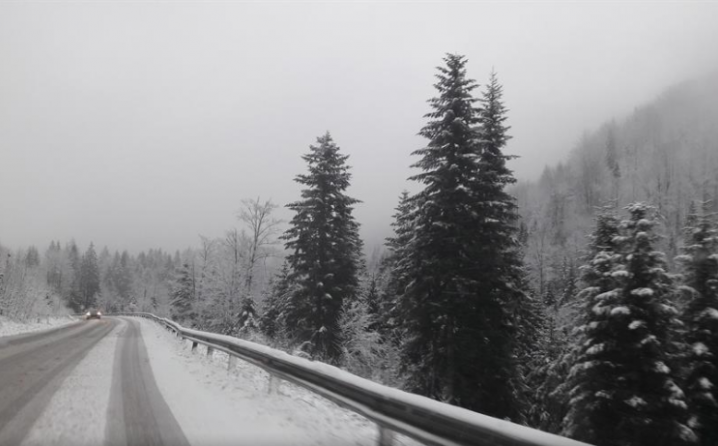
[115,312,592,446]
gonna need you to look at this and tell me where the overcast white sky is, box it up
[1,2,717,255]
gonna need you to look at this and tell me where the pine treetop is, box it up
[411,54,481,190]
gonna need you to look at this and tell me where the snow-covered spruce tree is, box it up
[381,190,415,336]
[677,201,718,446]
[511,223,552,427]
[67,242,82,312]
[479,68,539,419]
[397,56,528,418]
[564,203,694,446]
[79,243,100,310]
[281,133,363,363]
[236,296,258,337]
[385,191,414,283]
[260,260,291,340]
[556,210,622,435]
[364,275,383,332]
[170,263,195,324]
[339,291,385,380]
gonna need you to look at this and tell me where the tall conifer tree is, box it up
[67,241,81,311]
[397,55,527,418]
[170,263,195,323]
[383,191,415,334]
[282,133,363,363]
[79,243,100,310]
[260,261,292,339]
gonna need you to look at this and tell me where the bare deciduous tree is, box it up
[238,197,281,296]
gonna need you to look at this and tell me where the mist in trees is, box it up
[3,54,717,446]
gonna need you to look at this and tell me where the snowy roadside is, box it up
[21,318,123,446]
[0,315,79,338]
[137,318,420,446]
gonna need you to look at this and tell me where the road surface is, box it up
[0,317,190,446]
[0,316,396,446]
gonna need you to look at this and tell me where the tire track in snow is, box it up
[20,318,122,446]
[0,319,116,445]
[106,317,190,446]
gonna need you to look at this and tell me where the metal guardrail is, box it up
[115,312,591,446]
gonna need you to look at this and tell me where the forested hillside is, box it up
[515,73,718,303]
[510,73,718,442]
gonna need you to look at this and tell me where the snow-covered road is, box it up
[0,316,418,446]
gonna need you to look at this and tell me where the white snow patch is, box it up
[610,270,630,279]
[0,315,78,338]
[631,288,653,297]
[702,308,718,320]
[698,377,713,390]
[693,342,709,356]
[648,266,666,274]
[21,319,122,446]
[660,304,678,315]
[610,306,630,316]
[592,304,610,316]
[654,361,670,374]
[625,396,646,408]
[138,319,421,446]
[669,398,688,410]
[640,335,658,346]
[596,290,618,300]
[665,380,685,398]
[629,320,645,330]
[586,343,604,356]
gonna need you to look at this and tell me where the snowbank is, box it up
[138,318,421,446]
[138,314,593,446]
[0,315,78,338]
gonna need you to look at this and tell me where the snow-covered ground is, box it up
[138,318,420,446]
[21,319,122,446]
[0,315,79,338]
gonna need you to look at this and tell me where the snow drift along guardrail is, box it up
[117,312,592,446]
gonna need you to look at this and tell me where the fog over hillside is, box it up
[514,72,718,296]
[1,2,717,253]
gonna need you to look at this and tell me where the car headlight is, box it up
[86,312,91,316]
[97,311,102,316]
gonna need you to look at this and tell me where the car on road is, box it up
[85,310,102,320]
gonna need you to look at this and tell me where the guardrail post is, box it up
[227,355,237,371]
[267,374,280,394]
[206,346,214,357]
[191,341,198,352]
[377,426,395,446]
